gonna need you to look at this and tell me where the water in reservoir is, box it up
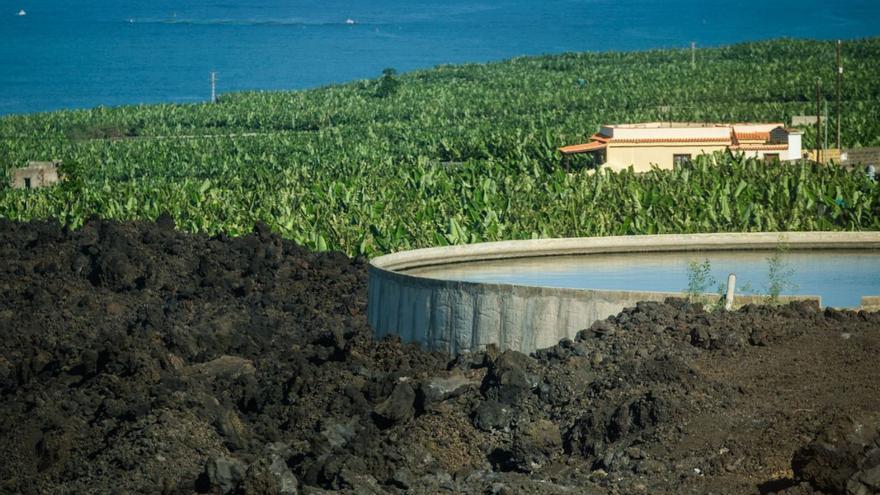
[410,250,880,308]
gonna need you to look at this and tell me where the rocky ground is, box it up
[1,218,879,495]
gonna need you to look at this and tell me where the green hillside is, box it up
[1,38,879,255]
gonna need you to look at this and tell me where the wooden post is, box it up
[824,100,828,156]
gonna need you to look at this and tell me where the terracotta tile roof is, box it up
[559,141,607,154]
[730,144,789,151]
[732,131,770,142]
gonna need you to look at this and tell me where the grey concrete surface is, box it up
[368,232,880,355]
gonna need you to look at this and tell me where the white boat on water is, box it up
[345,18,355,25]
[18,9,26,16]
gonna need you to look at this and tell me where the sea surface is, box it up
[1,0,879,115]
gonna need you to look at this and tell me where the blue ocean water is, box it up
[1,0,878,115]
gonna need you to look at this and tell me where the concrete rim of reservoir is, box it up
[368,232,880,355]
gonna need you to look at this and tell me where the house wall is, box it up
[9,167,59,189]
[604,143,728,172]
[784,134,802,160]
[739,150,788,161]
[841,147,880,167]
[805,149,842,164]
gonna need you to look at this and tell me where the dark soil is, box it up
[1,217,879,495]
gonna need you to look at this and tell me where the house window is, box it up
[24,177,31,189]
[673,154,692,166]
[764,153,780,163]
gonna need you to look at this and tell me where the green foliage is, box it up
[56,160,82,183]
[684,259,732,310]
[0,39,878,255]
[734,242,800,303]
[765,242,798,303]
[65,123,138,140]
[685,259,716,300]
[374,68,400,98]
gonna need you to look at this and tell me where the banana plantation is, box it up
[1,38,878,255]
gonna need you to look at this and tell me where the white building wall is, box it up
[784,134,802,161]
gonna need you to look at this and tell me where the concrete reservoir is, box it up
[368,232,880,355]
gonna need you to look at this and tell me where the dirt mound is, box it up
[1,218,879,494]
[788,414,880,495]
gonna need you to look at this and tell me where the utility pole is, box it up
[836,40,842,150]
[211,71,217,104]
[824,99,828,155]
[815,79,821,163]
[690,41,696,69]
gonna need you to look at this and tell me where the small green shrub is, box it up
[765,243,798,304]
[685,259,716,301]
[374,68,400,98]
